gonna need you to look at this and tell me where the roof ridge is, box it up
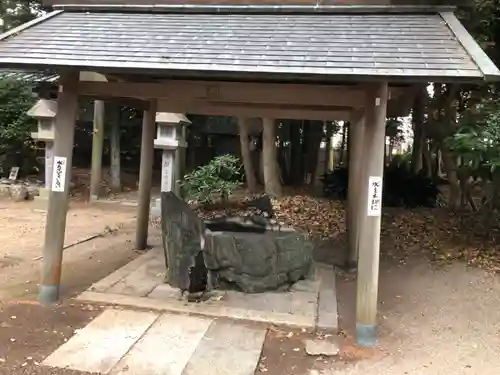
[50,4,456,14]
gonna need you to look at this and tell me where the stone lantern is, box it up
[27,99,57,199]
[153,113,190,212]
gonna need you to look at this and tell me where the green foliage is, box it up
[0,77,38,174]
[0,1,43,30]
[386,117,405,146]
[181,155,243,205]
[446,95,500,173]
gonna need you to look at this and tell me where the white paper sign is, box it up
[367,176,383,216]
[51,156,67,192]
[8,167,19,181]
[161,152,173,193]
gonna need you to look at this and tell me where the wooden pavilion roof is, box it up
[0,4,498,83]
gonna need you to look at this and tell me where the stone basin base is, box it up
[77,246,338,331]
[161,192,314,294]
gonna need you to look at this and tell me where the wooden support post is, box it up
[109,104,122,192]
[346,113,366,269]
[38,72,79,305]
[135,101,156,250]
[355,83,388,347]
[90,100,105,200]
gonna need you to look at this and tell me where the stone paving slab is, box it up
[42,308,267,375]
[88,248,162,293]
[106,257,165,297]
[182,321,267,375]
[111,314,212,375]
[43,309,159,374]
[78,249,338,331]
[316,263,339,332]
[78,291,316,328]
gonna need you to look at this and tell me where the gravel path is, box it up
[329,259,500,375]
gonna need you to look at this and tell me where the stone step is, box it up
[182,321,267,375]
[43,308,267,375]
[111,314,213,375]
[43,309,159,374]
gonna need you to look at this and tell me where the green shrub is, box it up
[0,77,38,176]
[181,154,243,204]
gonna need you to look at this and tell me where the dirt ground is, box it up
[0,199,145,301]
[1,198,500,375]
[330,257,500,375]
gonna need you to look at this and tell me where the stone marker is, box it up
[8,166,19,181]
[10,185,28,202]
[161,191,207,292]
[304,338,340,356]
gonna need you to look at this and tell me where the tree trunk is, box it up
[238,117,258,192]
[441,145,461,210]
[339,122,348,165]
[491,171,500,209]
[411,88,426,174]
[324,121,333,174]
[457,168,476,211]
[388,141,394,163]
[290,120,302,185]
[308,121,324,186]
[109,104,121,192]
[422,141,433,178]
[262,118,283,197]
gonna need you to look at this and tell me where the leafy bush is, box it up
[322,165,442,208]
[0,77,38,176]
[320,168,349,200]
[181,154,243,204]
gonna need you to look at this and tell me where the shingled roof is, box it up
[0,8,498,82]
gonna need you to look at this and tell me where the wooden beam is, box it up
[82,95,150,111]
[77,80,366,108]
[157,99,352,121]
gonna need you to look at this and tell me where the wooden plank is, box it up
[111,314,213,375]
[43,309,159,373]
[157,99,352,121]
[77,80,366,108]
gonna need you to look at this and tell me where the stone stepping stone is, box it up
[43,309,159,373]
[111,313,212,375]
[182,321,267,375]
[43,308,267,375]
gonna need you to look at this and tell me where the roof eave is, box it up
[0,10,63,42]
[0,60,488,85]
[440,11,500,82]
